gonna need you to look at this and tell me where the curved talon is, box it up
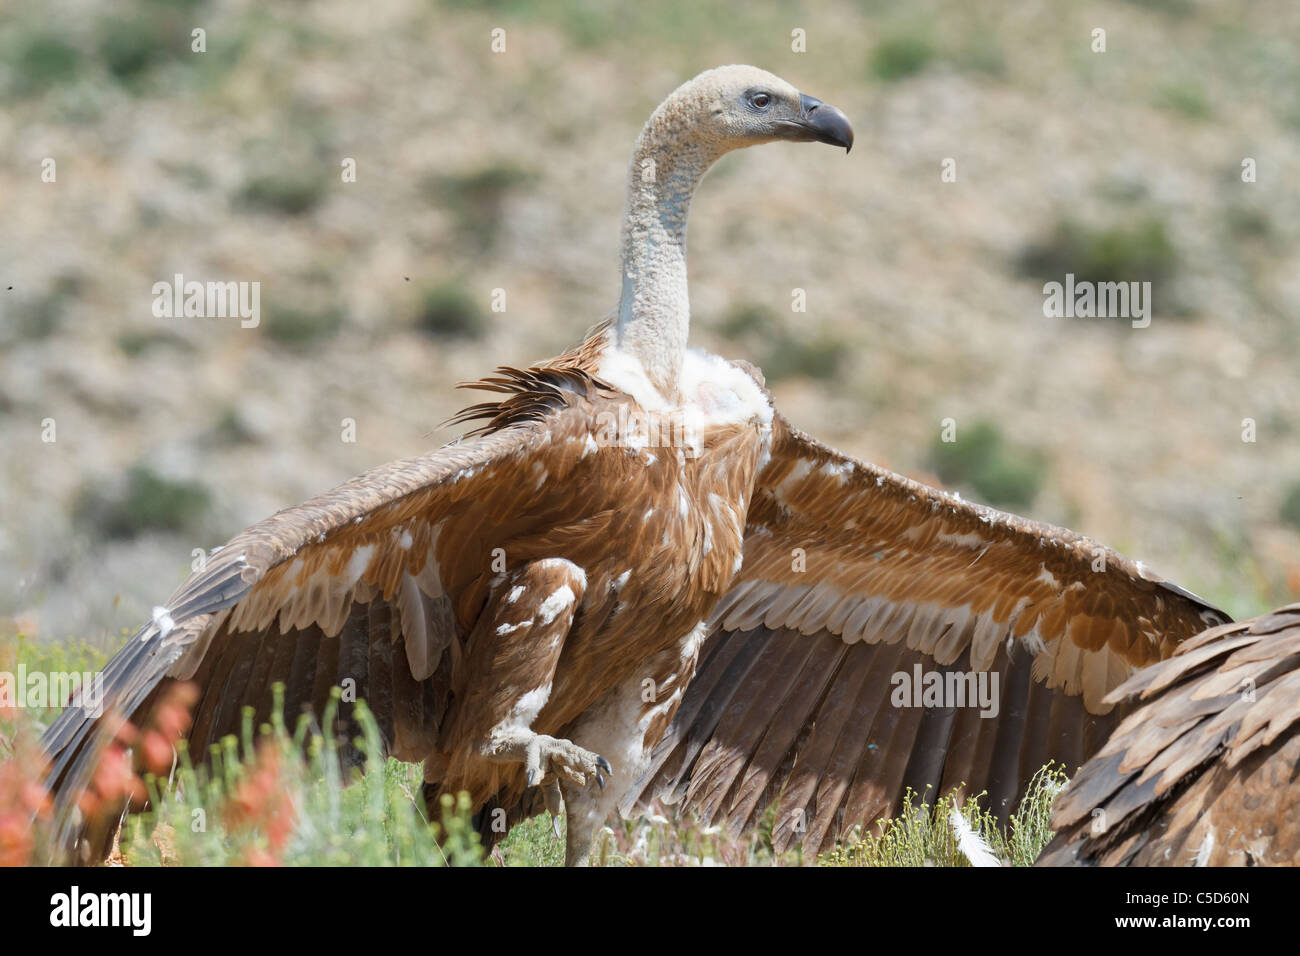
[493,731,610,792]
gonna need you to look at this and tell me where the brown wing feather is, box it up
[40,343,615,856]
[626,415,1226,855]
[1039,604,1300,866]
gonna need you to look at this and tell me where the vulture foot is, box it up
[483,726,612,790]
[523,732,612,789]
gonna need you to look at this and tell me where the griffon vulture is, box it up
[41,65,1227,865]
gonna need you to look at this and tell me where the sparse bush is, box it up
[870,33,934,82]
[1225,205,1271,240]
[427,162,535,252]
[263,303,344,347]
[117,328,192,357]
[1280,482,1300,530]
[76,464,212,540]
[12,33,80,95]
[121,691,485,866]
[929,420,1045,509]
[205,406,259,447]
[717,302,772,340]
[238,171,327,216]
[759,333,843,383]
[819,764,1067,867]
[1017,217,1181,315]
[1020,217,1178,286]
[96,0,208,86]
[1156,82,1211,120]
[415,281,487,340]
[713,303,843,383]
[2,277,80,345]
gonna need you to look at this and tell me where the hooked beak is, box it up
[782,93,855,152]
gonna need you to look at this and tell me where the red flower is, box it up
[223,743,296,862]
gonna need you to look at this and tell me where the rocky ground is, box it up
[2,0,1298,646]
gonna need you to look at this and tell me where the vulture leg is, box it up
[561,621,710,866]
[441,558,610,844]
[558,672,650,867]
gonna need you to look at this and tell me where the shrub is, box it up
[759,333,843,383]
[1280,481,1300,530]
[427,162,535,252]
[819,764,1067,867]
[415,281,487,340]
[1017,217,1181,316]
[12,33,80,95]
[76,464,212,540]
[929,420,1045,509]
[238,171,327,216]
[121,691,485,866]
[870,33,934,82]
[263,303,344,347]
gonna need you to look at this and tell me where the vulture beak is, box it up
[793,93,855,153]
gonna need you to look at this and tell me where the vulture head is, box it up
[643,64,854,157]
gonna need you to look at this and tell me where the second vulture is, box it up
[41,65,1228,865]
[1039,603,1300,866]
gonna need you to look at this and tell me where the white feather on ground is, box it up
[949,807,1002,867]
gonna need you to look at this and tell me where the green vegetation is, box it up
[237,170,328,216]
[121,692,485,866]
[11,32,81,95]
[203,406,259,447]
[1281,481,1300,530]
[715,302,844,383]
[759,333,843,383]
[1155,81,1211,120]
[1124,0,1194,14]
[717,303,770,340]
[96,0,210,86]
[1225,204,1271,240]
[928,420,1045,509]
[415,280,488,341]
[3,631,1073,867]
[3,635,112,727]
[263,302,345,348]
[117,329,192,357]
[870,32,935,82]
[437,0,772,59]
[1019,217,1178,287]
[76,464,212,540]
[2,277,81,345]
[819,764,1066,867]
[1017,216,1181,315]
[497,813,568,866]
[427,161,536,253]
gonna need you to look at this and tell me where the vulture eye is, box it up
[750,92,771,109]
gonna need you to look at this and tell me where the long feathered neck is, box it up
[615,85,729,404]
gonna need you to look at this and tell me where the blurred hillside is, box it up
[2,0,1298,645]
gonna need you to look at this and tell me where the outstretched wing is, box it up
[626,415,1227,856]
[42,372,607,855]
[1039,603,1300,867]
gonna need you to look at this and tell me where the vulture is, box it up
[1038,604,1300,867]
[42,65,1228,866]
